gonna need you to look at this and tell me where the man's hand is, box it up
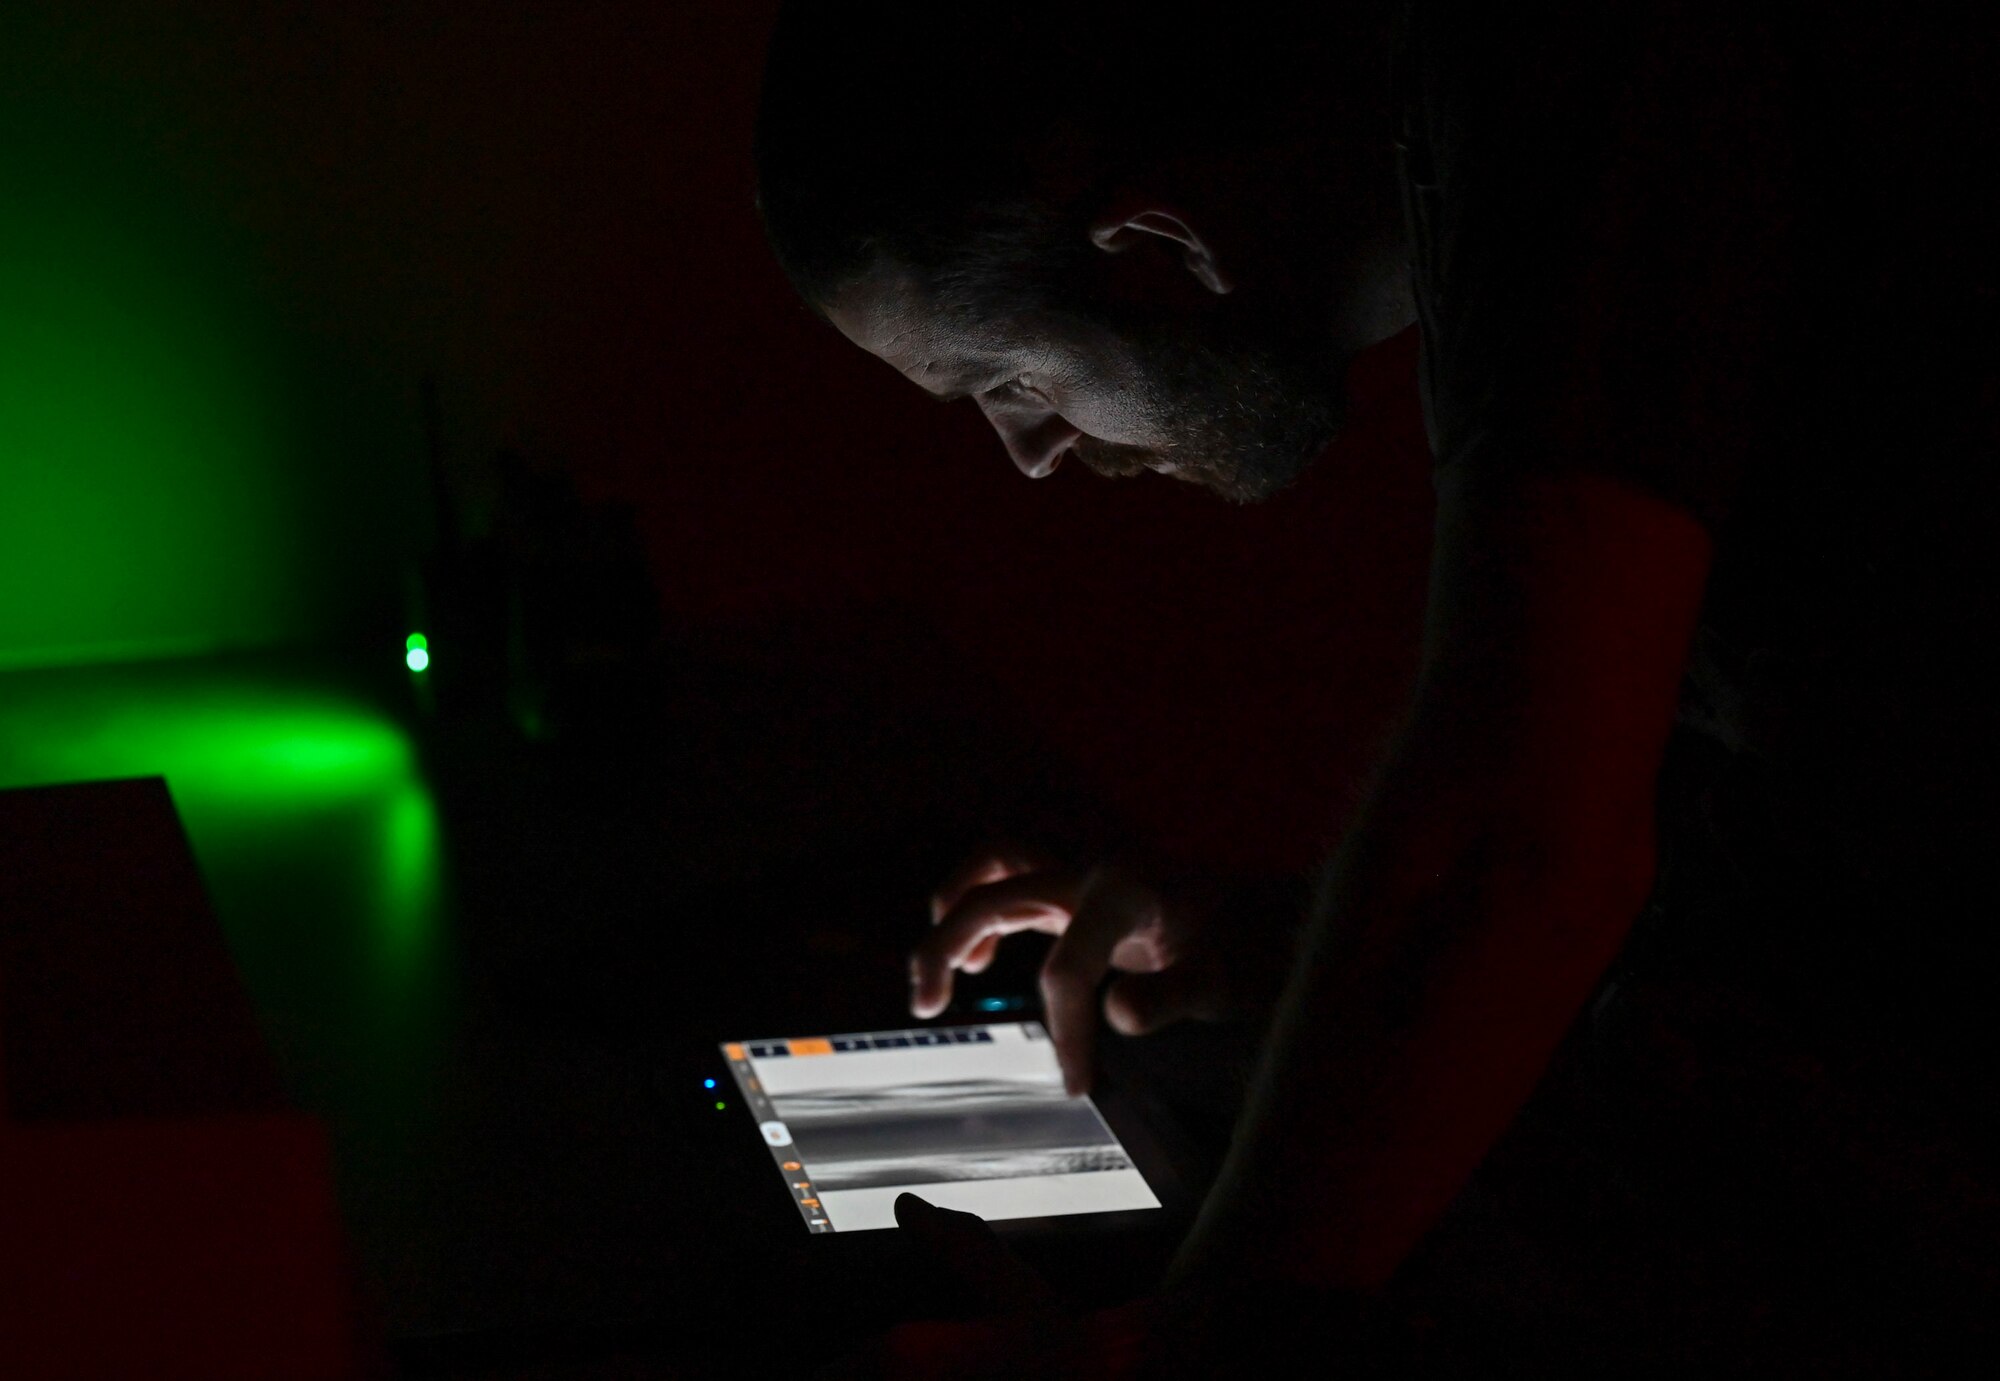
[912,844,1301,1094]
[816,1194,1153,1381]
[818,1195,1396,1380]
[890,1193,1056,1316]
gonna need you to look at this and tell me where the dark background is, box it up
[1,3,1436,1375]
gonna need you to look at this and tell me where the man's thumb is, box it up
[894,1194,1055,1314]
[1103,963,1224,1035]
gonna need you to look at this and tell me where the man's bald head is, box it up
[755,2,1395,316]
[754,2,1412,502]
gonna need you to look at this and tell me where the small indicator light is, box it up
[704,1078,716,1089]
[714,1100,726,1111]
[978,996,1009,1012]
[406,647,430,672]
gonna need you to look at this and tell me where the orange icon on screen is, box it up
[725,1044,746,1061]
[782,1161,802,1171]
[801,1198,820,1209]
[787,1038,833,1056]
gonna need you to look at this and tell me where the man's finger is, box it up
[931,846,1045,924]
[961,933,1002,974]
[912,871,1087,1018]
[894,1193,1055,1315]
[1039,868,1156,1095]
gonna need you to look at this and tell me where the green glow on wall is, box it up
[1,20,424,673]
[0,192,298,669]
[2,687,407,809]
[0,658,446,983]
[376,778,445,972]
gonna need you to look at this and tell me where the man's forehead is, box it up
[827,270,936,354]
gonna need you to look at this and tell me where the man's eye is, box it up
[976,375,1044,405]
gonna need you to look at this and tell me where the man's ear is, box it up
[1087,200,1235,296]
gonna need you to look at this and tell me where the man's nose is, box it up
[988,411,1081,479]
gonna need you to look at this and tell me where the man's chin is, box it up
[1071,446,1158,482]
[1073,444,1309,505]
[1179,456,1309,506]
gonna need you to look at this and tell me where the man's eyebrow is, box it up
[914,370,979,403]
[910,357,999,403]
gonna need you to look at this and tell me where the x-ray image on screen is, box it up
[721,1022,1161,1232]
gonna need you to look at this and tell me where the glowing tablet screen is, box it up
[719,1022,1161,1232]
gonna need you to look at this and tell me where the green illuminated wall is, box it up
[0,657,453,1103]
[0,184,293,666]
[0,9,422,671]
[0,661,444,970]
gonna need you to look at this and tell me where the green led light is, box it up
[404,647,429,673]
[405,633,427,652]
[714,1101,726,1111]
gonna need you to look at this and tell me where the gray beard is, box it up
[1072,321,1349,505]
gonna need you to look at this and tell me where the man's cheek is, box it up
[1062,400,1155,451]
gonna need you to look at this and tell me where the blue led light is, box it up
[978,996,1008,1012]
[704,1078,716,1089]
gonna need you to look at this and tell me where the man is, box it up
[755,1,1999,1373]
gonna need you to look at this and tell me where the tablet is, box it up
[718,1021,1165,1233]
